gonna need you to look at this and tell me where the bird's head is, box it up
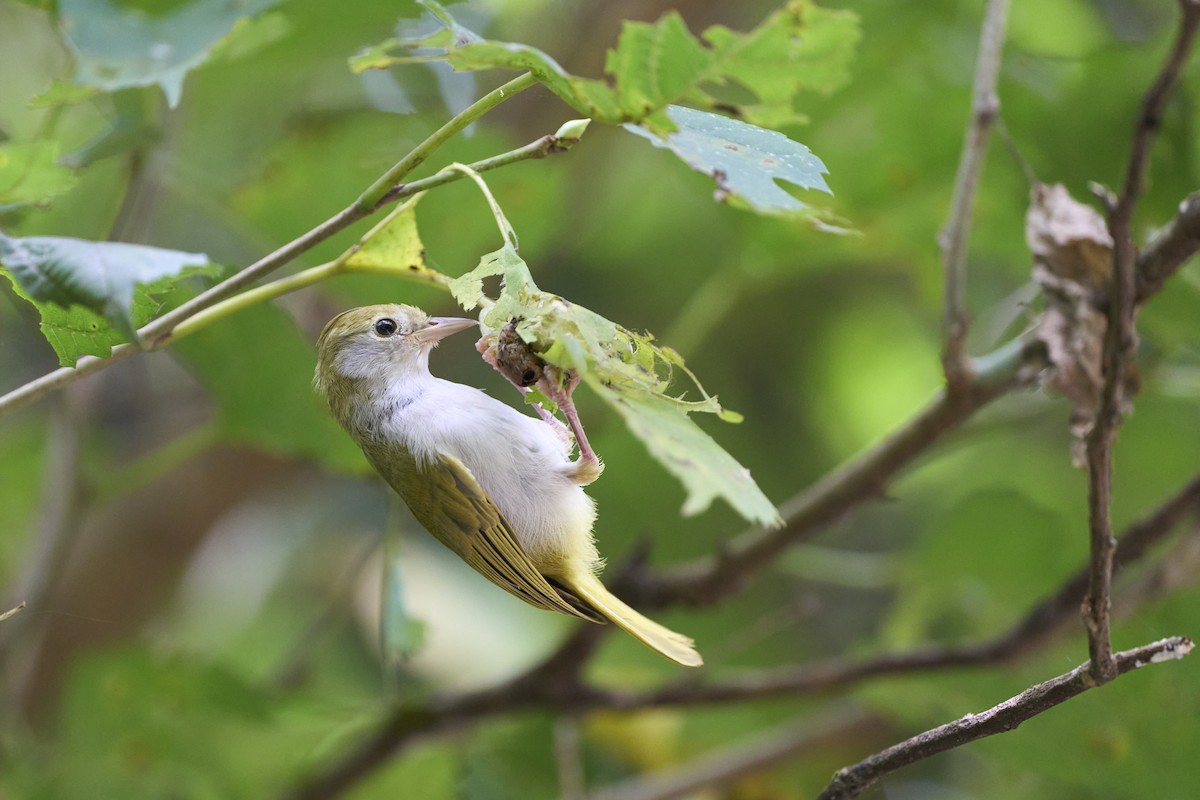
[315,304,476,391]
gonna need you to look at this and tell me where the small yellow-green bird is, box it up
[315,304,702,667]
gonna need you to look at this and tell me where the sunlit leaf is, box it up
[343,198,448,288]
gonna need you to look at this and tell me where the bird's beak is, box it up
[414,316,477,343]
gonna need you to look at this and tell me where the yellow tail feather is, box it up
[562,572,703,667]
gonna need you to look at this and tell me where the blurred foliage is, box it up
[1,0,1199,798]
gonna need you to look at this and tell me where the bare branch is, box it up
[1084,0,1200,683]
[817,637,1193,800]
[280,456,1200,800]
[937,0,1010,389]
[605,466,1200,710]
[631,333,1042,609]
[1136,191,1200,302]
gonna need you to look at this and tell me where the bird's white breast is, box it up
[383,378,598,565]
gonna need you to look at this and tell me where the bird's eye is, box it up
[374,318,399,337]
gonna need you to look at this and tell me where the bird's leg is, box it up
[542,365,603,485]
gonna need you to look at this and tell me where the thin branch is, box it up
[817,636,1194,800]
[630,333,1042,609]
[135,73,537,348]
[1084,0,1200,683]
[601,465,1200,710]
[278,460,1200,800]
[585,709,884,800]
[1136,190,1200,301]
[0,117,586,419]
[0,603,26,624]
[937,0,1011,390]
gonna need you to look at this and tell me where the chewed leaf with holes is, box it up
[0,232,214,362]
[625,105,840,222]
[451,244,779,526]
[353,0,859,129]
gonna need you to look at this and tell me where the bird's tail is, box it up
[562,571,703,667]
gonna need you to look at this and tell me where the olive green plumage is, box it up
[316,303,701,667]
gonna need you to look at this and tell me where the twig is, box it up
[136,73,537,348]
[631,333,1042,609]
[0,116,589,419]
[0,603,25,623]
[1136,191,1200,301]
[816,637,1193,800]
[601,466,1200,709]
[937,0,1010,390]
[1084,0,1200,683]
[585,709,884,800]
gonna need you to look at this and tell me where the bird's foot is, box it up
[543,366,603,485]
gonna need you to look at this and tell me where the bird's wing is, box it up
[392,449,602,622]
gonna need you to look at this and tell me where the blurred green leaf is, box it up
[0,231,210,343]
[0,141,78,206]
[625,105,837,221]
[57,89,162,169]
[884,488,1075,646]
[58,0,282,107]
[451,243,780,525]
[353,0,859,128]
[170,301,366,472]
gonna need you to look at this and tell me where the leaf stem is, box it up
[0,104,596,419]
[353,72,539,213]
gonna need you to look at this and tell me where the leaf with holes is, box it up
[451,243,779,526]
[625,105,842,224]
[353,0,859,129]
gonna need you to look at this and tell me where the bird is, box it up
[315,303,702,667]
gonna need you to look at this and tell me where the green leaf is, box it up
[0,141,78,206]
[625,105,837,220]
[701,1,861,128]
[170,301,366,472]
[58,0,281,108]
[451,244,780,526]
[0,231,210,342]
[343,199,445,287]
[354,0,860,128]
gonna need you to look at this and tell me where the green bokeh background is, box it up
[2,0,1199,797]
